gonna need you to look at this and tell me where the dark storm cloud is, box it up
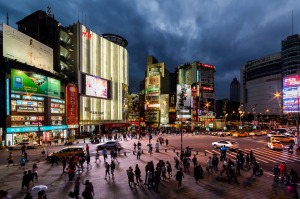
[1,0,300,99]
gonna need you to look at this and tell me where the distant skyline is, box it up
[1,0,300,99]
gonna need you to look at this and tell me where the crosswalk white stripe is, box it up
[259,148,300,161]
[244,148,293,163]
[247,148,298,162]
[226,149,270,163]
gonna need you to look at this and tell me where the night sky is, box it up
[1,0,300,99]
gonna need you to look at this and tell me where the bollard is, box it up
[124,151,127,156]
[196,151,198,155]
[165,149,167,152]
[173,149,175,153]
[204,151,206,156]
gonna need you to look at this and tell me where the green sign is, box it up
[11,69,60,98]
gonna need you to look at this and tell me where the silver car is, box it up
[212,140,239,150]
[8,142,38,150]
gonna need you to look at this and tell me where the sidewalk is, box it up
[0,136,297,199]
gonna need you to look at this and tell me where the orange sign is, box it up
[66,83,78,125]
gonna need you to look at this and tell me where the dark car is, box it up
[96,141,121,150]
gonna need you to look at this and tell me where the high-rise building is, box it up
[230,77,240,103]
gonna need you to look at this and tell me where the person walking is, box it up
[86,154,92,170]
[7,152,14,167]
[62,157,67,173]
[144,162,150,185]
[220,158,228,176]
[273,165,280,182]
[194,164,203,183]
[192,154,197,168]
[104,162,110,180]
[137,147,142,159]
[154,168,161,192]
[19,155,26,169]
[206,156,213,174]
[175,168,184,188]
[32,163,38,181]
[86,144,90,155]
[21,144,26,155]
[51,153,58,166]
[111,160,116,180]
[134,164,142,185]
[166,161,173,179]
[82,180,94,199]
[228,163,239,184]
[289,169,299,198]
[74,177,80,199]
[95,152,100,164]
[165,139,169,146]
[102,148,108,162]
[279,162,287,183]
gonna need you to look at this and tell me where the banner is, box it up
[66,84,78,125]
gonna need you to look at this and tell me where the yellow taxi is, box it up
[267,139,284,150]
[270,135,295,143]
[232,131,248,137]
[47,146,85,160]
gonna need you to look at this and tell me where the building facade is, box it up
[230,77,240,103]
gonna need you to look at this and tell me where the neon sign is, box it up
[82,31,92,40]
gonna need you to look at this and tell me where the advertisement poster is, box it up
[66,84,78,125]
[11,69,60,98]
[3,24,53,72]
[176,84,191,110]
[283,75,300,113]
[85,74,109,99]
[145,76,160,96]
[160,94,169,124]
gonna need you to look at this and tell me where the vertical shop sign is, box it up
[6,78,10,116]
[66,83,78,125]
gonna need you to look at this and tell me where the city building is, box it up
[240,53,282,119]
[230,77,240,102]
[144,56,170,127]
[0,9,129,146]
[175,61,216,130]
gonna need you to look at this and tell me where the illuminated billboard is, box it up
[83,73,111,99]
[283,75,300,113]
[11,69,60,98]
[160,94,169,124]
[176,84,192,110]
[3,24,53,72]
[145,76,160,96]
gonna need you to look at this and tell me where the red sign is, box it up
[82,31,92,40]
[66,83,78,125]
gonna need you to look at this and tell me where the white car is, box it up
[212,140,239,150]
[8,142,39,150]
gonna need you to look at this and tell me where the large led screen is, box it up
[3,24,53,72]
[11,69,60,98]
[83,74,111,99]
[283,75,300,113]
[176,84,191,110]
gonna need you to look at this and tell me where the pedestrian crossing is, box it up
[205,148,300,164]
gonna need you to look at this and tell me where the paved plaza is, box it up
[0,137,298,199]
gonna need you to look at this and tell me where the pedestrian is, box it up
[21,144,26,155]
[82,180,94,199]
[62,157,67,173]
[161,163,167,181]
[21,171,28,191]
[166,139,169,146]
[133,142,137,152]
[206,156,213,174]
[74,177,80,199]
[24,151,28,162]
[154,167,160,192]
[228,164,239,184]
[253,161,260,176]
[111,160,116,180]
[137,147,142,159]
[194,164,203,183]
[166,161,173,178]
[212,154,219,172]
[175,167,184,188]
[41,147,46,158]
[102,148,108,162]
[127,167,135,188]
[37,190,47,199]
[174,155,180,170]
[19,155,26,169]
[155,141,159,152]
[273,165,280,182]
[104,162,110,180]
[289,169,299,198]
[192,154,197,167]
[7,152,14,167]
[86,144,90,155]
[95,152,100,163]
[28,170,34,183]
[147,167,153,190]
[144,162,150,185]
[235,159,241,176]
[149,144,153,156]
[245,153,250,170]
[117,143,121,155]
[220,158,228,176]
[249,150,254,163]
[32,163,38,181]
[68,163,76,181]
[134,164,142,185]
[24,192,32,199]
[279,162,287,183]
[86,154,91,169]
[51,153,58,166]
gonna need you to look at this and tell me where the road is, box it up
[1,134,299,178]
